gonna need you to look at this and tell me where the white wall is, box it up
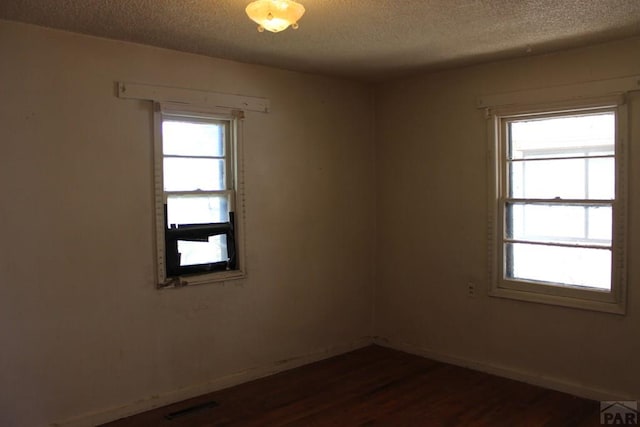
[374,38,640,399]
[0,20,375,426]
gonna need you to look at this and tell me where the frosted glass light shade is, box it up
[245,0,305,33]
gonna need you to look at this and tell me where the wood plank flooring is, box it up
[102,345,600,426]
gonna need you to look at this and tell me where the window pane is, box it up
[505,243,611,290]
[167,195,229,226]
[163,120,224,157]
[507,203,612,246]
[588,157,615,199]
[178,234,228,266]
[588,206,612,242]
[509,157,614,199]
[164,158,225,191]
[509,112,614,160]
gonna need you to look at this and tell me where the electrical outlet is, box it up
[467,282,476,298]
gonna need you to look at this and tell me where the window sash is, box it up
[164,154,226,160]
[499,109,616,290]
[508,154,614,163]
[161,112,234,277]
[503,239,611,251]
[154,102,244,288]
[502,199,614,248]
[487,99,627,313]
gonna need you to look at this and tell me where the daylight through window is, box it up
[505,111,615,290]
[155,105,242,286]
[489,99,627,313]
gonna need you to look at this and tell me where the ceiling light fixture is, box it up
[245,0,305,33]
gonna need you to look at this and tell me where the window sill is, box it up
[489,286,625,315]
[158,269,246,289]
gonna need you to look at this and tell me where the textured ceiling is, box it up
[1,0,640,81]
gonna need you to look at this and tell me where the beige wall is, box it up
[375,38,640,399]
[0,20,375,426]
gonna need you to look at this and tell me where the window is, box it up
[488,99,627,313]
[154,104,245,287]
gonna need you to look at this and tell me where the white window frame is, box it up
[153,102,246,288]
[487,95,628,314]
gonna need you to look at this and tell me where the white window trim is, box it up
[153,102,247,288]
[118,83,271,289]
[485,93,629,314]
[118,82,270,113]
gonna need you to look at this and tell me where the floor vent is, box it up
[164,400,218,420]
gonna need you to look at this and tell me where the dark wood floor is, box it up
[102,345,600,426]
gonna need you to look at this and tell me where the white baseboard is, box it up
[52,337,373,427]
[374,337,636,403]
